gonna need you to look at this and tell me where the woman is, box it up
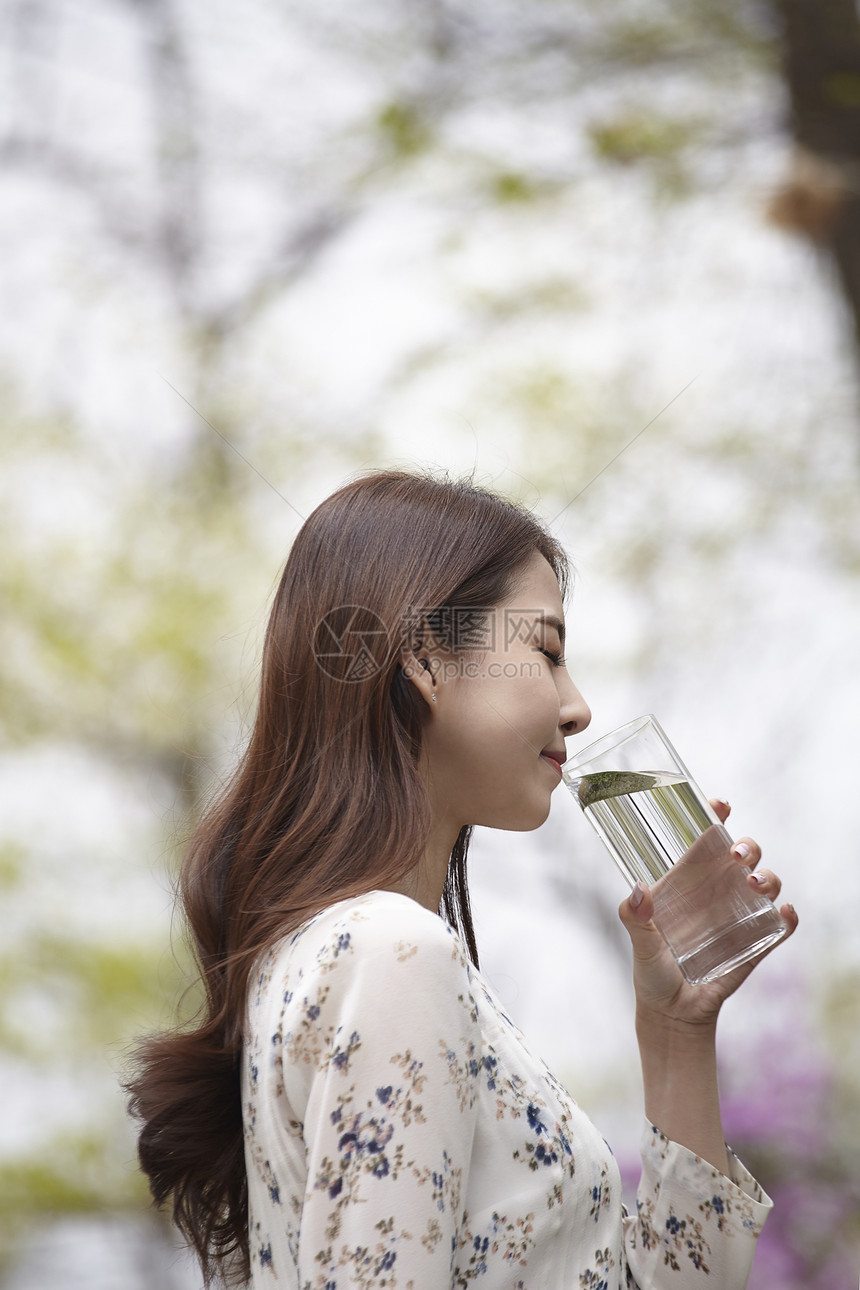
[128,466,797,1288]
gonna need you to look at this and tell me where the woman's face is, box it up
[419,551,591,833]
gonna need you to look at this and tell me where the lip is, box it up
[540,752,564,777]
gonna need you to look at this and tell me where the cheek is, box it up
[490,676,556,760]
[443,665,557,765]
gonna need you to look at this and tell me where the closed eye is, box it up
[541,649,566,668]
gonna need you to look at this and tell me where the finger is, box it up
[709,797,731,824]
[739,899,800,969]
[619,882,654,925]
[729,837,762,868]
[779,902,800,936]
[617,883,665,959]
[746,868,782,900]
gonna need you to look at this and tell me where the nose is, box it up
[559,677,591,737]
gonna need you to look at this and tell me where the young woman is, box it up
[128,467,797,1289]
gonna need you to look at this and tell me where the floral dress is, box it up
[242,890,771,1288]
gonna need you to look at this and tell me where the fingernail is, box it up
[732,842,751,860]
[630,882,645,908]
[748,870,764,885]
[715,798,730,810]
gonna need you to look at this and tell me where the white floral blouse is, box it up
[241,890,771,1288]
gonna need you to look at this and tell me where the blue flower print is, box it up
[527,1103,547,1135]
[534,1141,559,1167]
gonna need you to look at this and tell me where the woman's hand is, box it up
[618,799,799,1032]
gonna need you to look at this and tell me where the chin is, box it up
[496,798,553,832]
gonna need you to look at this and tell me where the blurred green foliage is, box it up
[588,110,699,165]
[1,0,859,1282]
[378,101,432,158]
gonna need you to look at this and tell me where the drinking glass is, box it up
[561,715,787,985]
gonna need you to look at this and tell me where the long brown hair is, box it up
[126,466,570,1285]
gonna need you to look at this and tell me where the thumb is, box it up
[618,882,664,959]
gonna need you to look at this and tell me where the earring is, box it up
[431,694,436,703]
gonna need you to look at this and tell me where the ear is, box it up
[399,649,439,707]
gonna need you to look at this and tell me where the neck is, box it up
[385,810,461,913]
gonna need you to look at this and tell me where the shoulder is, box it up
[301,887,460,951]
[341,888,465,952]
[248,893,481,1079]
[254,890,471,1005]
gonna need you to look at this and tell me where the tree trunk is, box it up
[772,0,860,387]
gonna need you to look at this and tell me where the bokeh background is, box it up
[1,1,859,1286]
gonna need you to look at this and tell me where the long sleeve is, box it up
[243,891,774,1289]
[244,897,485,1287]
[623,1119,772,1287]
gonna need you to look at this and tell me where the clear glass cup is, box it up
[561,714,787,985]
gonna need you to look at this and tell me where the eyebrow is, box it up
[535,613,566,647]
